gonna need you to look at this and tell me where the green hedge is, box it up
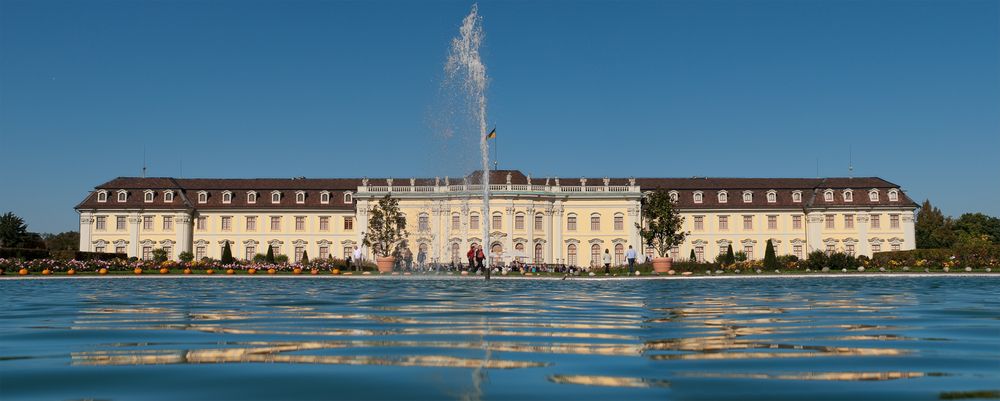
[871,247,1000,268]
[0,248,50,260]
[75,251,129,261]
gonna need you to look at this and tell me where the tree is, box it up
[689,249,696,262]
[178,251,194,263]
[362,194,408,258]
[300,250,309,265]
[0,212,29,248]
[43,231,80,251]
[637,190,687,258]
[152,248,168,263]
[725,244,735,266]
[265,245,275,263]
[763,239,779,269]
[221,242,234,264]
[916,200,955,248]
[954,213,1000,245]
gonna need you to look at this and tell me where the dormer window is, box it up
[742,191,753,203]
[320,191,330,204]
[197,191,208,204]
[766,190,776,203]
[823,189,834,202]
[97,190,108,202]
[271,191,281,204]
[668,190,678,202]
[295,191,306,204]
[222,191,232,204]
[164,191,174,202]
[717,191,728,203]
[117,190,128,203]
[247,191,257,204]
[792,190,802,203]
[693,191,703,204]
[344,192,353,203]
[843,189,853,202]
[888,189,899,202]
[144,190,155,203]
[869,189,880,202]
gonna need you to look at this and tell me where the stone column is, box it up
[176,212,193,256]
[544,205,554,263]
[442,205,452,264]
[902,212,916,251]
[856,212,871,257]
[504,203,515,257]
[552,201,564,263]
[79,212,94,252]
[128,213,141,258]
[805,212,823,254]
[432,203,443,263]
[526,205,535,262]
[627,200,641,252]
[356,199,369,259]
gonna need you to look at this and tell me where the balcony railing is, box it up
[358,184,637,195]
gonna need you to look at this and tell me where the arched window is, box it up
[824,189,834,202]
[669,191,678,202]
[534,243,543,264]
[271,191,281,204]
[693,191,703,204]
[615,243,624,265]
[718,190,728,203]
[514,242,525,262]
[869,189,880,202]
[343,192,353,203]
[742,191,752,203]
[164,191,174,202]
[295,191,306,204]
[144,190,154,203]
[247,191,257,204]
[591,244,601,268]
[117,190,128,202]
[535,213,544,230]
[590,214,600,231]
[452,213,460,230]
[197,191,207,204]
[567,244,578,266]
[97,190,108,202]
[418,213,430,231]
[567,214,577,231]
[792,191,802,203]
[766,190,776,203]
[320,191,330,204]
[222,191,232,204]
[843,189,853,202]
[451,243,461,264]
[491,243,503,265]
[888,189,899,202]
[614,213,624,231]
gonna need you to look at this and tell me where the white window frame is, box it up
[792,190,802,203]
[117,190,128,203]
[144,190,154,203]
[766,190,776,203]
[320,191,330,204]
[693,191,703,204]
[668,191,678,202]
[742,191,752,203]
[197,191,208,204]
[718,190,728,203]
[869,189,880,202]
[843,189,853,202]
[221,191,232,204]
[164,191,174,202]
[888,189,899,202]
[247,191,257,204]
[823,189,834,202]
[97,190,108,202]
[295,191,306,204]
[344,192,353,203]
[271,191,281,204]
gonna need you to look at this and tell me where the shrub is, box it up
[301,250,309,265]
[252,253,267,263]
[802,250,828,270]
[275,254,289,264]
[0,247,50,260]
[178,251,194,263]
[51,250,76,260]
[734,251,748,263]
[221,242,234,264]
[688,249,696,262]
[777,254,799,269]
[827,252,858,269]
[76,251,128,261]
[672,261,720,272]
[152,248,168,263]
[265,245,275,264]
[763,240,779,270]
[725,244,735,265]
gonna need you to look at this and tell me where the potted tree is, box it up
[362,194,408,273]
[637,189,688,274]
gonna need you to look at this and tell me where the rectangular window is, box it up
[515,214,524,230]
[115,245,126,254]
[271,244,281,255]
[117,216,127,231]
[891,243,900,251]
[163,216,173,230]
[872,242,881,253]
[453,215,461,230]
[165,247,176,259]
[695,246,704,262]
[96,216,106,231]
[246,216,257,231]
[294,246,305,263]
[493,214,502,230]
[196,246,206,260]
[719,215,729,230]
[470,215,480,230]
[344,217,354,231]
[743,245,754,259]
[825,214,835,229]
[590,215,600,231]
[142,246,152,261]
[845,214,854,229]
[792,215,802,230]
[671,246,679,260]
[318,246,329,259]
[295,217,305,231]
[271,216,281,231]
[196,217,206,231]
[535,214,543,231]
[245,245,255,260]
[614,215,623,231]
[693,216,704,231]
[793,244,803,259]
[743,215,753,230]
[221,216,232,231]
[567,216,576,231]
[767,215,777,230]
[319,216,329,231]
[343,246,352,259]
[826,244,835,255]
[871,214,881,229]
[890,214,900,229]
[142,216,153,230]
[95,245,106,253]
[846,243,855,256]
[419,215,430,231]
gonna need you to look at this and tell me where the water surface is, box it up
[1,277,998,400]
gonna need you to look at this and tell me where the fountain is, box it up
[444,4,491,279]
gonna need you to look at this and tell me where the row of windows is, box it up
[439,212,627,232]
[95,189,354,205]
[684,188,900,204]
[195,216,354,232]
[687,213,901,232]
[634,240,901,263]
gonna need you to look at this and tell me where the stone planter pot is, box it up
[376,256,396,273]
[652,257,673,273]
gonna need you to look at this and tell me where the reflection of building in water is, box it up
[76,170,917,266]
[548,375,669,388]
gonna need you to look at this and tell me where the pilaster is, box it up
[79,212,94,252]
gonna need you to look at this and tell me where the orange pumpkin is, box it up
[159,268,169,274]
[98,268,108,275]
[226,269,235,275]
[331,269,340,275]
[247,268,257,275]
[67,269,76,275]
[42,269,52,275]
[134,268,143,275]
[310,269,319,275]
[267,268,277,274]
[293,268,303,275]
[18,268,28,275]
[205,269,215,275]
[183,268,192,274]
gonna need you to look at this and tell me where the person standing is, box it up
[602,249,612,275]
[475,245,486,272]
[626,245,637,274]
[352,246,362,271]
[404,248,413,272]
[417,248,427,272]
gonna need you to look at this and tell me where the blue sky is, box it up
[1,0,998,233]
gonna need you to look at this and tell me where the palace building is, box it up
[75,170,917,267]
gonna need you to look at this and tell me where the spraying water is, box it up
[444,4,491,278]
